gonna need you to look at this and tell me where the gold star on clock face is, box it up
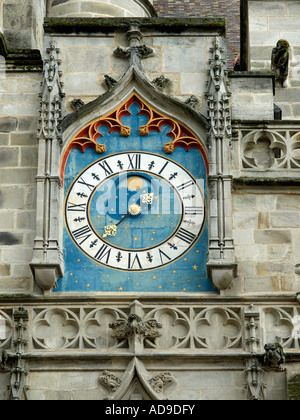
[192,264,199,271]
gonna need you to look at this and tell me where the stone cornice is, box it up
[0,32,42,70]
[44,17,226,35]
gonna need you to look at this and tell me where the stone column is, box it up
[205,39,237,292]
[30,41,65,293]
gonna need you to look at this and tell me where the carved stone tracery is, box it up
[60,92,209,184]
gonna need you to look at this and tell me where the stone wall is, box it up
[232,188,300,295]
[1,3,300,401]
[153,0,240,69]
[0,71,40,293]
[0,0,45,50]
[229,73,274,120]
[57,29,214,115]
[249,0,300,119]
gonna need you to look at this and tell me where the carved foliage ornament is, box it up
[109,314,162,344]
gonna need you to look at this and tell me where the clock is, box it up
[57,95,214,293]
[65,152,206,272]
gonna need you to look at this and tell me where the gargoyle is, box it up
[263,342,286,370]
[271,39,290,88]
[0,349,8,370]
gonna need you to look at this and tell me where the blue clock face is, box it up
[65,152,206,271]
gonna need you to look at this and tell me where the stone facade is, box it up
[0,0,300,401]
[249,0,300,119]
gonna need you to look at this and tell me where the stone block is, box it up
[0,276,31,291]
[181,72,207,96]
[233,195,257,211]
[17,117,39,133]
[275,88,300,103]
[250,46,273,61]
[64,47,110,73]
[233,212,258,229]
[10,133,36,146]
[29,372,58,390]
[12,263,32,278]
[244,276,279,292]
[249,2,286,17]
[258,212,270,229]
[249,17,268,31]
[0,168,36,184]
[257,262,294,276]
[2,246,33,262]
[281,31,300,45]
[0,134,9,145]
[257,195,276,211]
[0,147,19,167]
[270,211,300,228]
[0,117,18,133]
[235,244,267,261]
[20,147,38,167]
[268,244,292,261]
[269,17,300,31]
[250,31,280,47]
[162,46,206,74]
[233,229,254,245]
[16,211,36,230]
[58,371,99,390]
[0,264,10,276]
[3,29,33,50]
[230,76,273,93]
[63,73,106,96]
[0,213,14,229]
[175,371,232,390]
[254,229,292,244]
[0,232,22,245]
[0,186,25,209]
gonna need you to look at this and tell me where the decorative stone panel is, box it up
[231,121,300,178]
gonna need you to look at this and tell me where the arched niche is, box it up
[56,68,212,293]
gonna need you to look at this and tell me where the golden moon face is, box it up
[127,176,145,191]
[128,204,142,216]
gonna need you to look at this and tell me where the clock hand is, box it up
[102,193,158,238]
[102,204,142,238]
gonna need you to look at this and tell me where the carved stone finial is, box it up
[104,74,117,90]
[271,39,290,88]
[152,75,172,92]
[71,98,84,111]
[149,371,175,394]
[185,95,200,109]
[263,342,286,370]
[164,142,175,154]
[99,371,121,393]
[95,144,106,154]
[120,126,131,137]
[113,22,154,70]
